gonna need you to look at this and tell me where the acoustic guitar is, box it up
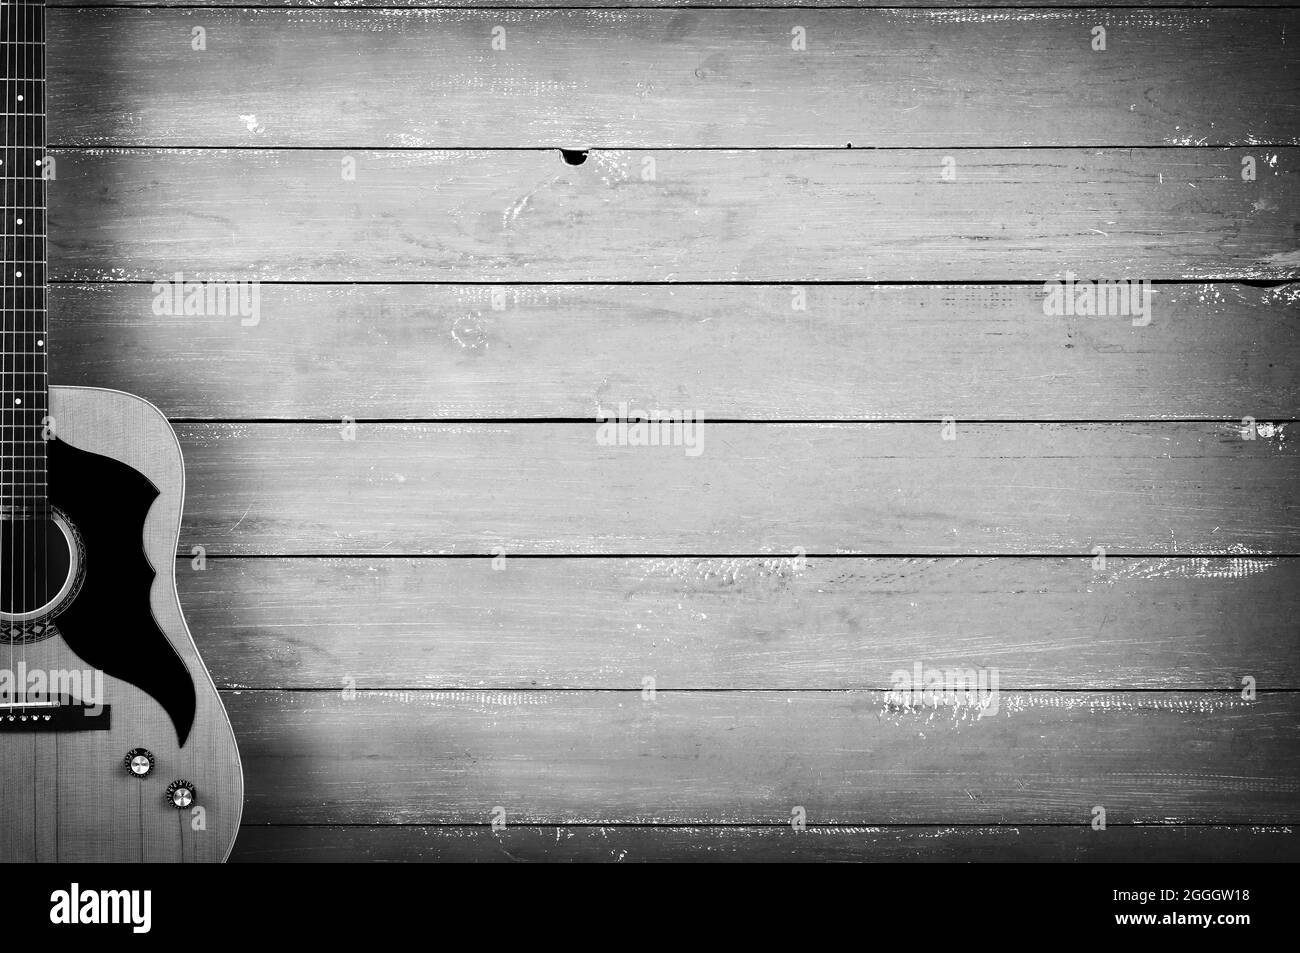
[1,0,242,862]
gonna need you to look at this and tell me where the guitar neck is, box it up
[1,0,48,512]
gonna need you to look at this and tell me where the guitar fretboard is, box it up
[1,0,47,515]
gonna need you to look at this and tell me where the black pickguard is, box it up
[48,438,196,747]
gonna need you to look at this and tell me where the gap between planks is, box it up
[227,822,1300,863]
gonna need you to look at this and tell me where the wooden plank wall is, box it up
[46,0,1300,861]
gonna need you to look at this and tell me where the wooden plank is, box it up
[51,283,1300,420]
[230,823,1300,863]
[224,689,1300,824]
[48,9,1300,149]
[179,556,1300,691]
[171,422,1299,556]
[47,148,1300,281]
[45,1,1300,11]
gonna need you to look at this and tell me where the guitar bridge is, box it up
[0,700,111,732]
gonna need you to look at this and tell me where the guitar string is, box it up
[27,0,38,857]
[18,0,25,723]
[30,0,39,854]
[26,0,33,718]
[40,0,51,858]
[25,0,32,849]
[28,0,35,730]
[33,0,41,715]
[14,0,22,831]
[21,0,28,720]
[40,0,48,756]
[23,0,30,708]
[18,0,27,703]
[4,0,12,679]
[4,0,17,843]
[3,0,9,687]
[19,0,24,712]
[15,0,21,688]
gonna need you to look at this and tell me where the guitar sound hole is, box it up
[0,509,83,624]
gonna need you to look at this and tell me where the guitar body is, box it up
[0,386,242,862]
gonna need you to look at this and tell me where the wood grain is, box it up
[230,824,1300,863]
[170,422,1299,556]
[49,9,1300,148]
[47,148,1300,282]
[51,282,1300,420]
[178,556,1300,691]
[45,1,1300,11]
[224,689,1300,825]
